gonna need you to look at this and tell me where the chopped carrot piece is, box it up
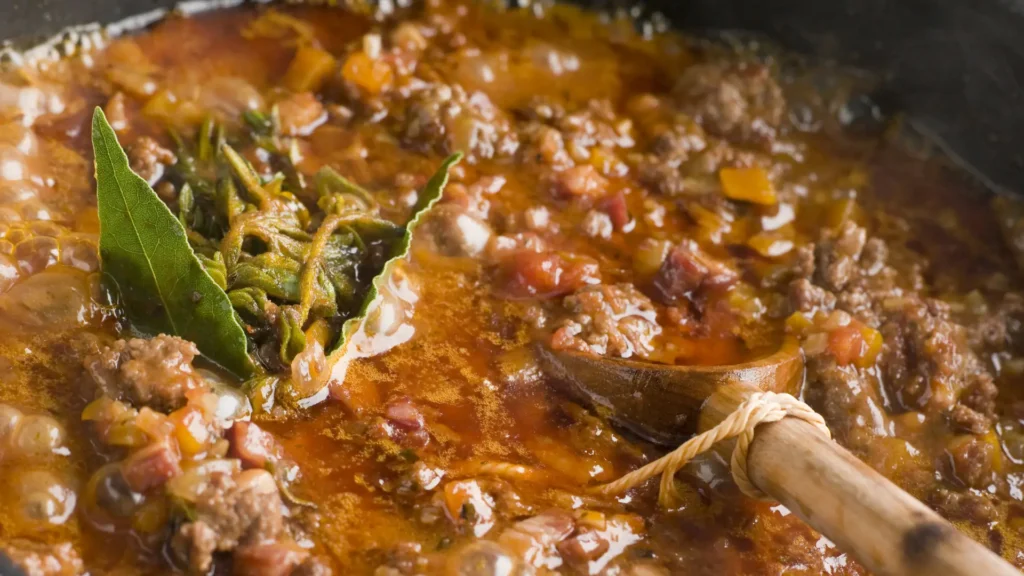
[719,167,777,205]
[747,230,794,257]
[785,312,812,335]
[827,324,864,366]
[169,406,211,457]
[284,44,337,93]
[342,51,394,95]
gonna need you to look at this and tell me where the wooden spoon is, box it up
[537,340,1018,576]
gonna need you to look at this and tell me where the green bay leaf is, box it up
[91,108,254,378]
[328,153,462,360]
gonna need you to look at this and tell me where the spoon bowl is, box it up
[536,338,804,445]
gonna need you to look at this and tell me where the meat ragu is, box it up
[1,1,1023,574]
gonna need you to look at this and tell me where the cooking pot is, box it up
[0,1,1022,574]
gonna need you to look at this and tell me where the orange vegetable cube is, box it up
[342,51,394,95]
[747,230,794,257]
[855,324,883,368]
[719,167,777,205]
[169,406,211,457]
[785,312,812,335]
[284,44,337,93]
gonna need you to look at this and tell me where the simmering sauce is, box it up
[1,2,1023,574]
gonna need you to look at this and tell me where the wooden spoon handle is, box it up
[750,418,1016,576]
[701,384,1018,576]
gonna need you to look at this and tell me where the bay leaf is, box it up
[91,107,254,378]
[323,153,462,378]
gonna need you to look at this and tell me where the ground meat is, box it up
[789,278,836,314]
[171,469,285,574]
[519,122,573,169]
[517,97,633,166]
[816,221,868,292]
[929,487,998,523]
[550,283,661,359]
[635,140,761,199]
[636,157,686,197]
[85,335,208,412]
[674,62,786,146]
[650,241,738,305]
[128,136,176,185]
[880,298,982,415]
[803,355,889,447]
[790,245,815,280]
[950,373,998,433]
[945,436,996,489]
[968,292,1024,352]
[0,541,83,576]
[402,84,519,162]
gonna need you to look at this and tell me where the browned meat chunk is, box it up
[944,435,996,489]
[815,221,868,292]
[951,373,998,433]
[403,84,519,162]
[128,136,176,185]
[880,299,981,415]
[651,241,738,305]
[551,283,661,359]
[171,469,285,574]
[85,335,208,412]
[674,62,785,146]
[228,421,285,469]
[789,278,836,314]
[803,355,888,447]
[0,540,83,576]
[929,487,998,523]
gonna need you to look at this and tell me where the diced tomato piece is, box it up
[598,191,631,230]
[828,323,866,366]
[500,251,599,299]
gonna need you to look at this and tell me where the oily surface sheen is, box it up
[1,2,1024,574]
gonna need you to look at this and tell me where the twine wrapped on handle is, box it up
[591,392,831,506]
